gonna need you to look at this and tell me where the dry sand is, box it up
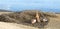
[0,22,38,29]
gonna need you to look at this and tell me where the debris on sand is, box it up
[0,10,57,28]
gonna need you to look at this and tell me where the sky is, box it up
[0,0,60,12]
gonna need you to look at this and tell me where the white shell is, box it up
[31,19,36,24]
[43,19,47,21]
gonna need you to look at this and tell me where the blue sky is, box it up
[0,0,60,12]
